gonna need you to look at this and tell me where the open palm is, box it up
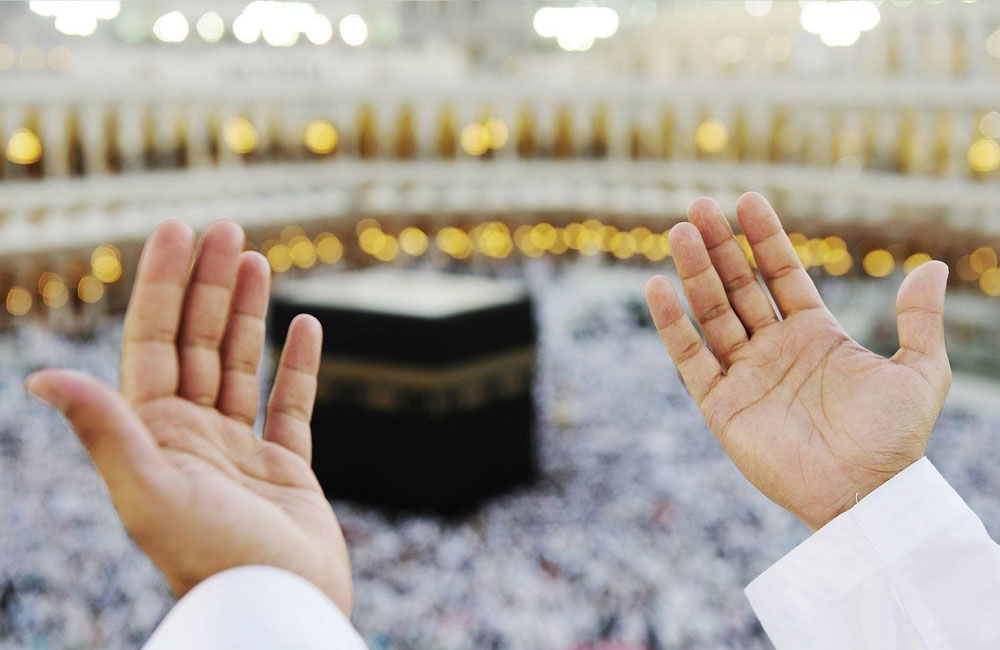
[646,193,951,530]
[28,221,351,612]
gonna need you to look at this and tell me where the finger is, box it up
[735,192,824,317]
[217,252,271,427]
[645,275,724,405]
[27,370,169,517]
[667,222,750,368]
[264,314,322,463]
[121,220,196,404]
[177,221,245,407]
[687,197,778,334]
[892,260,951,388]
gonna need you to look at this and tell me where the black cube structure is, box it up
[268,269,538,515]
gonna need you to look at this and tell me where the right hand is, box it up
[645,193,951,530]
[28,220,353,613]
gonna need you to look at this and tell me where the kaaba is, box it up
[268,269,538,514]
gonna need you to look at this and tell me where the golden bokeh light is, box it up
[304,119,338,154]
[289,236,317,269]
[41,276,68,308]
[359,227,387,255]
[862,249,895,278]
[6,287,32,315]
[695,119,728,154]
[956,254,978,282]
[223,117,258,154]
[436,227,473,259]
[969,245,998,274]
[968,137,1000,173]
[77,276,104,303]
[641,233,670,261]
[529,223,558,251]
[903,252,932,274]
[609,232,637,259]
[6,127,42,165]
[484,117,509,150]
[92,245,122,283]
[398,227,429,256]
[823,249,853,276]
[460,123,489,156]
[372,235,399,262]
[266,243,293,272]
[980,268,1000,297]
[314,233,343,264]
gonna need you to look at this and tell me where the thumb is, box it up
[27,369,166,497]
[893,260,950,382]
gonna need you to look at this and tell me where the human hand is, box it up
[27,221,352,613]
[645,193,951,530]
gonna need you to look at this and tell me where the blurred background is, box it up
[2,1,1000,648]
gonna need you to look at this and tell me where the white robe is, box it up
[144,457,1000,649]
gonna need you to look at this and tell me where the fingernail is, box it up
[25,373,56,408]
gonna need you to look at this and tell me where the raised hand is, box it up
[646,193,951,530]
[27,221,352,612]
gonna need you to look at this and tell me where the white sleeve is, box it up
[745,457,1000,650]
[142,565,368,650]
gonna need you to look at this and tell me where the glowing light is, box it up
[530,224,558,251]
[153,11,189,43]
[373,235,399,262]
[339,14,367,46]
[436,227,472,259]
[862,249,894,277]
[763,35,792,63]
[29,1,119,36]
[475,223,514,259]
[232,2,331,46]
[6,287,32,316]
[305,14,333,44]
[266,244,292,272]
[196,12,225,42]
[304,120,338,154]
[460,123,489,156]
[6,128,42,165]
[715,36,746,65]
[19,45,45,71]
[956,255,978,282]
[641,233,671,261]
[223,117,258,154]
[988,29,1000,59]
[800,1,880,48]
[823,249,853,276]
[92,245,122,283]
[533,6,618,52]
[359,227,386,255]
[980,268,1000,296]
[695,119,729,153]
[745,0,773,17]
[969,137,1000,173]
[47,44,74,71]
[77,275,104,303]
[610,232,637,259]
[484,118,509,149]
[314,233,343,264]
[289,236,317,269]
[233,14,260,43]
[41,275,68,308]
[399,227,429,256]
[980,112,1000,139]
[903,253,932,274]
[969,246,998,274]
